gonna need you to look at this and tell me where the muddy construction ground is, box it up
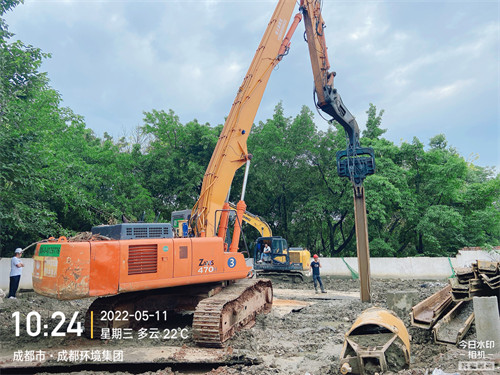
[0,277,495,375]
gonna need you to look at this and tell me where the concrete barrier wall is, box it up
[319,257,453,279]
[248,250,500,280]
[2,250,499,290]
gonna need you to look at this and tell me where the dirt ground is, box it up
[0,277,495,375]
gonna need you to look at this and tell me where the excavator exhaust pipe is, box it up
[339,307,411,374]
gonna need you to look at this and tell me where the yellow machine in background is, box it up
[254,236,310,282]
[227,203,311,281]
[172,205,311,282]
[288,247,311,271]
[228,202,272,238]
[226,203,311,279]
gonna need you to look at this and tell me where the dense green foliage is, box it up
[1,2,499,257]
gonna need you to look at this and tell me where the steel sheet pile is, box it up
[451,260,499,301]
[411,260,499,346]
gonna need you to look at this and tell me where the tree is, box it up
[1,1,498,255]
[141,109,221,220]
[0,0,59,254]
[0,1,154,254]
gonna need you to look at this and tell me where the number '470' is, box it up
[197,266,214,273]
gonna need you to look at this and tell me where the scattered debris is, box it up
[412,260,499,347]
[428,368,459,375]
[68,232,111,241]
[271,299,313,318]
[0,278,475,374]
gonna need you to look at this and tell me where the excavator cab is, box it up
[255,236,288,264]
[253,236,309,282]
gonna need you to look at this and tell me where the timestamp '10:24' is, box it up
[12,311,83,337]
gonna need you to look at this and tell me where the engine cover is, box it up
[91,223,173,240]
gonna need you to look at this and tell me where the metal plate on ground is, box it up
[271,298,314,317]
[273,288,359,301]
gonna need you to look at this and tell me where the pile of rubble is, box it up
[68,231,111,241]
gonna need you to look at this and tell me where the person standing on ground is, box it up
[310,254,326,294]
[8,248,24,299]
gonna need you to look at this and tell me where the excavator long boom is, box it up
[191,0,301,238]
[300,0,359,148]
[300,0,375,187]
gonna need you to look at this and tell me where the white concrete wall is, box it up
[2,250,498,290]
[248,250,500,280]
[0,257,34,291]
[319,257,454,279]
[454,250,500,266]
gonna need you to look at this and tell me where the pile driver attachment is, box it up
[321,87,376,187]
[336,147,376,187]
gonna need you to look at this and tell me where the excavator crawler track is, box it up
[84,280,272,345]
[192,279,273,347]
[256,271,305,283]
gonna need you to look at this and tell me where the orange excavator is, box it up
[32,0,374,346]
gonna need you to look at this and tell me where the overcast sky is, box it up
[4,0,500,169]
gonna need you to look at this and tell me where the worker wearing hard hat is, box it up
[7,248,24,299]
[310,254,326,294]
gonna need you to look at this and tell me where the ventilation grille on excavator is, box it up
[125,226,167,238]
[91,223,173,240]
[128,244,158,275]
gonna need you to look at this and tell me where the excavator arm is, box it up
[300,0,359,147]
[190,0,302,238]
[300,0,374,301]
[300,0,375,187]
[189,1,373,302]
